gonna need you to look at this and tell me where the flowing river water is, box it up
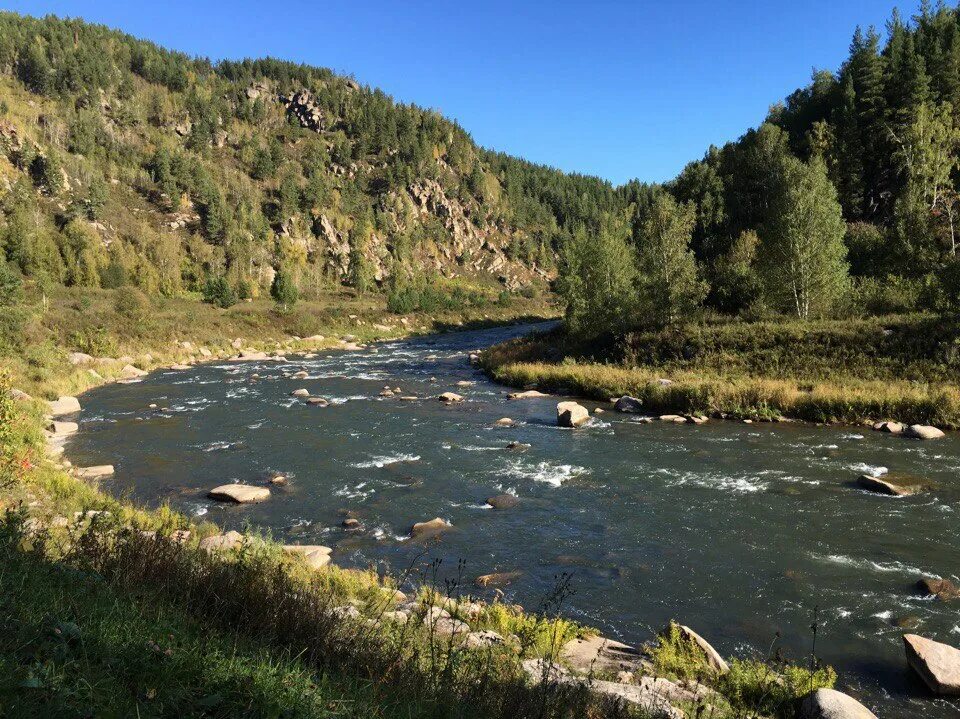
[66,322,959,718]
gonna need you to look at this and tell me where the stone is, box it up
[267,473,288,486]
[465,630,504,648]
[474,570,521,587]
[8,388,31,401]
[120,364,148,379]
[486,494,519,510]
[48,396,81,416]
[905,424,945,440]
[493,417,515,427]
[857,474,919,496]
[874,421,905,434]
[68,352,94,365]
[456,380,475,387]
[409,517,452,540]
[199,530,245,551]
[799,688,877,719]
[293,371,309,379]
[561,635,646,675]
[47,420,79,436]
[916,578,960,601]
[306,397,328,406]
[673,623,729,673]
[291,388,310,397]
[659,414,686,422]
[903,633,960,695]
[557,401,589,428]
[506,441,531,450]
[75,465,114,480]
[282,544,332,569]
[342,517,360,529]
[613,395,644,413]
[508,390,548,400]
[207,484,270,503]
[438,392,464,403]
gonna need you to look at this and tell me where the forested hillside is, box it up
[0,12,618,328]
[562,3,960,335]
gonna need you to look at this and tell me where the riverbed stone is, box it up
[409,517,452,539]
[905,424,945,440]
[916,578,960,601]
[873,421,905,434]
[474,570,521,587]
[291,388,309,397]
[282,544,332,569]
[75,465,115,480]
[857,474,919,496]
[48,396,81,416]
[486,494,519,510]
[493,417,515,427]
[306,397,328,406]
[508,389,548,399]
[614,395,644,413]
[438,392,464,403]
[207,483,270,503]
[47,420,79,436]
[799,688,877,719]
[557,401,589,427]
[903,633,960,694]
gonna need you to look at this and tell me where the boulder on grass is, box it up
[799,688,878,719]
[282,544,332,569]
[207,484,270,503]
[671,623,729,674]
[903,633,960,695]
[557,401,589,428]
[905,424,945,440]
[48,396,81,416]
[120,364,148,379]
[199,530,245,551]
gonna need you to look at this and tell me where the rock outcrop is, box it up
[903,633,960,695]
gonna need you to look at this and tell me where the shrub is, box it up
[201,276,237,308]
[270,269,298,308]
[113,286,150,321]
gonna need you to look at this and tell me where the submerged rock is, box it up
[557,401,589,428]
[409,517,452,540]
[857,474,919,496]
[508,389,548,399]
[485,494,519,510]
[474,570,521,587]
[75,465,115,480]
[506,441,531,450]
[207,483,270,503]
[799,688,877,719]
[903,633,960,695]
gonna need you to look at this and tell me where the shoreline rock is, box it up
[207,484,271,504]
[799,688,877,718]
[557,401,589,428]
[903,633,960,695]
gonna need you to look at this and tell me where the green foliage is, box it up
[386,276,490,314]
[113,286,150,321]
[760,156,849,318]
[719,659,836,718]
[270,268,298,308]
[201,275,237,308]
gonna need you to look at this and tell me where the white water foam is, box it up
[352,453,421,469]
[503,459,589,487]
[812,553,935,577]
[849,463,888,477]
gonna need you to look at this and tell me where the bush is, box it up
[201,276,237,308]
[270,269,298,308]
[113,286,150,321]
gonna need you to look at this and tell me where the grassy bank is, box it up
[481,316,960,427]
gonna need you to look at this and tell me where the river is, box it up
[66,322,960,718]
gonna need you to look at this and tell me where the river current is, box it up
[66,322,960,717]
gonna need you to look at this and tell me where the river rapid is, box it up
[66,322,960,718]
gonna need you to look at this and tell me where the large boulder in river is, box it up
[409,517,452,540]
[48,396,81,416]
[291,388,309,397]
[857,474,919,496]
[905,424,945,440]
[799,688,877,719]
[916,578,960,601]
[486,494,519,510]
[207,484,270,503]
[557,401,589,428]
[613,395,644,413]
[438,392,464,403]
[903,633,960,694]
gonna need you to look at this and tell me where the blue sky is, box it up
[8,1,922,184]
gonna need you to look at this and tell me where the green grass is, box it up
[0,518,418,719]
[482,317,960,427]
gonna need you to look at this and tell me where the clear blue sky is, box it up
[8,0,923,184]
